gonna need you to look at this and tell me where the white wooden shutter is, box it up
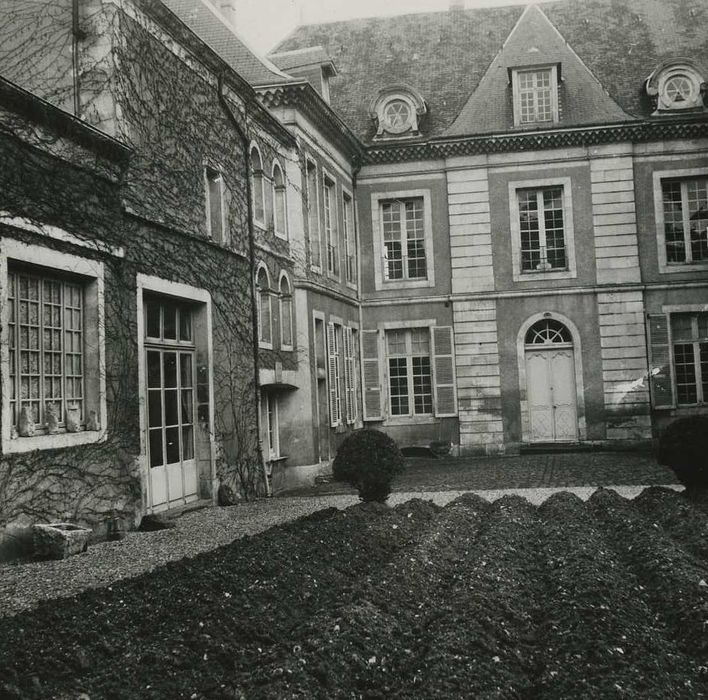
[432,326,457,417]
[361,329,382,420]
[344,326,356,424]
[327,322,340,426]
[647,313,674,408]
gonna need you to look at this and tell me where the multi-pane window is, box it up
[662,178,708,264]
[518,187,566,272]
[272,163,286,238]
[250,147,265,225]
[343,193,356,285]
[386,328,433,416]
[205,167,226,243]
[381,197,427,281]
[8,269,84,432]
[279,275,293,349]
[516,68,555,124]
[671,312,708,405]
[306,161,321,268]
[324,176,339,276]
[256,267,272,346]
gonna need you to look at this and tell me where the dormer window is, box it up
[646,59,707,114]
[512,65,559,126]
[370,85,427,139]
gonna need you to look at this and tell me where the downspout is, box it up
[217,74,271,497]
[71,0,81,117]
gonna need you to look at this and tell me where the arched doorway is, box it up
[523,319,578,442]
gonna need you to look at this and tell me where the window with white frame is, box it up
[343,192,356,285]
[326,321,343,426]
[3,248,106,452]
[381,197,427,281]
[323,175,339,276]
[671,311,708,405]
[306,160,321,269]
[279,274,293,349]
[661,177,708,265]
[256,267,272,347]
[512,66,558,126]
[386,328,433,416]
[250,147,266,226]
[205,167,227,244]
[272,162,287,238]
[517,187,567,272]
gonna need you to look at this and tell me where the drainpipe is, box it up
[71,0,81,117]
[217,74,271,497]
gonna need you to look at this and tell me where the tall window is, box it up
[343,192,356,285]
[250,147,265,225]
[272,162,287,238]
[306,160,321,268]
[324,176,338,276]
[256,267,272,347]
[386,328,433,416]
[662,178,708,264]
[326,322,343,426]
[8,269,84,432]
[279,275,293,349]
[513,67,557,125]
[205,167,226,244]
[518,187,566,271]
[381,197,427,281]
[671,312,708,405]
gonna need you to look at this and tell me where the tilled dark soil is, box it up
[1,489,708,699]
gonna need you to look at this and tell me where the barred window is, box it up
[662,178,708,264]
[8,269,84,431]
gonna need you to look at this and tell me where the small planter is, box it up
[33,523,91,560]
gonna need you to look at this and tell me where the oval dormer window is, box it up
[370,85,427,139]
[646,59,706,114]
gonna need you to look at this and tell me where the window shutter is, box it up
[326,322,340,427]
[361,329,382,420]
[343,327,356,425]
[432,326,457,417]
[647,313,674,408]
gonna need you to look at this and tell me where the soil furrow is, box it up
[533,491,703,698]
[0,501,438,700]
[588,488,708,664]
[243,494,492,699]
[634,487,708,562]
[395,495,546,699]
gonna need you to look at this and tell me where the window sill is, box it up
[259,341,273,350]
[514,268,576,282]
[274,230,288,241]
[377,278,433,291]
[383,415,439,426]
[659,262,708,274]
[2,429,107,454]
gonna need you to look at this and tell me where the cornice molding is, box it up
[364,117,708,164]
[256,82,364,163]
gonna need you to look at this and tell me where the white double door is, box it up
[526,347,578,443]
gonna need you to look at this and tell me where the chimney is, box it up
[218,0,237,28]
[449,0,464,10]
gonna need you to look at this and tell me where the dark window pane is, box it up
[181,389,193,424]
[163,352,177,388]
[164,389,179,426]
[179,307,192,342]
[180,353,193,388]
[147,351,161,388]
[146,301,161,338]
[148,390,163,427]
[165,426,180,464]
[182,426,194,460]
[163,302,177,340]
[149,429,163,468]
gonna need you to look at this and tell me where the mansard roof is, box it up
[162,0,295,86]
[274,0,708,144]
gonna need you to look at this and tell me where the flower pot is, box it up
[33,523,91,560]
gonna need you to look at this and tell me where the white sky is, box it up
[232,0,537,54]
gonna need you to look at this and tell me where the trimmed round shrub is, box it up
[658,416,708,490]
[332,429,405,503]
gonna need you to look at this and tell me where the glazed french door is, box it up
[145,299,198,510]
